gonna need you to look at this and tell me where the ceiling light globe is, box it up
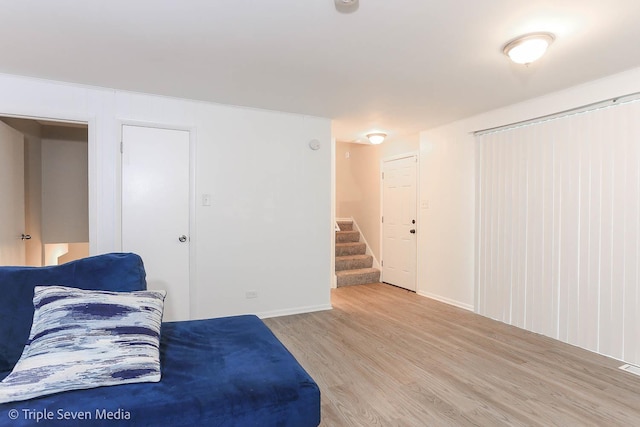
[366,133,386,145]
[504,33,554,65]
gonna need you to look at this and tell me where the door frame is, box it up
[118,120,197,317]
[0,109,94,259]
[0,120,25,265]
[379,151,419,291]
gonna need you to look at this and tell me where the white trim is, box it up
[257,303,333,319]
[619,364,640,377]
[0,109,92,125]
[380,152,419,291]
[330,137,337,289]
[117,119,194,133]
[381,152,420,163]
[474,91,640,136]
[416,290,474,312]
[188,127,198,320]
[85,116,98,256]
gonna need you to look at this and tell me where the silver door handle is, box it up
[178,235,187,243]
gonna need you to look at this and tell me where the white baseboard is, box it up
[416,290,474,312]
[257,303,333,319]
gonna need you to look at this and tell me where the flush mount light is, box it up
[503,32,555,65]
[366,133,386,145]
[334,0,359,13]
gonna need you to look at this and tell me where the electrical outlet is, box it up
[245,290,258,299]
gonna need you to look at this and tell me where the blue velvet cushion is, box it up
[0,316,321,427]
[0,286,165,404]
[0,253,147,373]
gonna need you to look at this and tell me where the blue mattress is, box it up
[0,315,320,427]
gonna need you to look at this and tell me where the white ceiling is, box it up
[1,0,640,142]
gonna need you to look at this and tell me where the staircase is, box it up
[335,220,380,287]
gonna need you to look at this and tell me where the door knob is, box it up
[409,229,416,234]
[178,235,188,243]
[21,234,32,240]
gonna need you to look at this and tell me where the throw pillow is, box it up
[0,285,166,404]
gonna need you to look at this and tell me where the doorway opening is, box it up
[0,116,89,267]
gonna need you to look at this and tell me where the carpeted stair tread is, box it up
[336,230,360,243]
[336,268,381,287]
[335,242,366,256]
[336,221,353,231]
[336,267,379,276]
[335,254,373,271]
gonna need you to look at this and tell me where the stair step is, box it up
[336,230,360,243]
[335,254,373,271]
[336,268,381,287]
[336,220,353,231]
[335,242,366,256]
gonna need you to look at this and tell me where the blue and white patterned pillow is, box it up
[0,285,166,404]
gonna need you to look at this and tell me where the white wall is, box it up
[419,66,640,360]
[418,124,475,310]
[0,73,332,319]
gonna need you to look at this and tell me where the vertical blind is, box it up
[475,98,640,365]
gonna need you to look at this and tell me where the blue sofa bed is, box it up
[0,253,320,426]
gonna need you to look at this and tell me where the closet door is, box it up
[122,125,191,321]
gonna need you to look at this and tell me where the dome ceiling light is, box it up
[366,133,386,145]
[503,33,555,65]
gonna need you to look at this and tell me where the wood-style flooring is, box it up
[264,283,640,426]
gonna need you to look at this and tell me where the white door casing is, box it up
[0,121,26,265]
[381,155,417,291]
[121,125,191,321]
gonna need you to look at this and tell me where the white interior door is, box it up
[122,125,191,321]
[0,121,26,265]
[381,155,417,291]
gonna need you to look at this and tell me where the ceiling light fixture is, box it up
[503,32,555,65]
[366,133,386,145]
[334,0,359,13]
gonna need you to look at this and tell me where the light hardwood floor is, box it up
[264,283,640,426]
